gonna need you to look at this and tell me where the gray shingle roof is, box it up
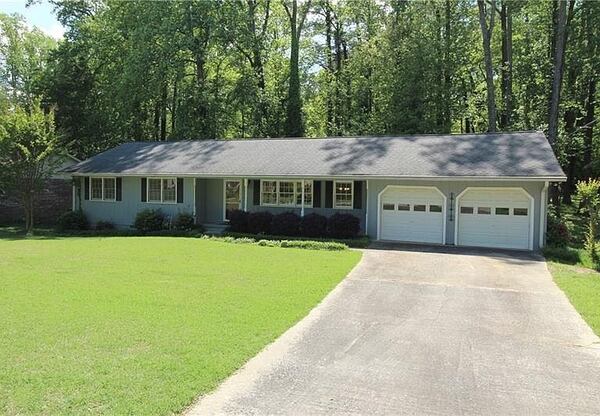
[66,132,565,180]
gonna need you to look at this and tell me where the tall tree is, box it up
[477,0,497,132]
[282,0,311,137]
[499,0,513,129]
[547,0,573,146]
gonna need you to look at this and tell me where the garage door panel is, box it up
[380,187,445,244]
[457,188,532,250]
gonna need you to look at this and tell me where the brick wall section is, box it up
[0,179,72,225]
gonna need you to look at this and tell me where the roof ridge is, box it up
[124,131,544,144]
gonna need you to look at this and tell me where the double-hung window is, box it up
[147,178,177,203]
[90,177,116,201]
[334,181,353,209]
[260,180,312,207]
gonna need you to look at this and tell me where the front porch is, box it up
[193,177,367,234]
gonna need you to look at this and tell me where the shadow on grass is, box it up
[0,227,62,241]
[542,245,600,271]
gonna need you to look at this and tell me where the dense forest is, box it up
[1,0,599,199]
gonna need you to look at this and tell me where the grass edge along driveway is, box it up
[0,237,361,415]
[547,261,600,337]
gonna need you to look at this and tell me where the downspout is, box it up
[539,181,549,248]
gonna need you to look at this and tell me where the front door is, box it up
[224,180,241,221]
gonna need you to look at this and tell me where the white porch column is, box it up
[192,178,197,222]
[364,180,369,235]
[301,179,305,217]
[244,178,248,211]
[72,181,76,211]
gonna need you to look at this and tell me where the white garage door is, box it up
[457,188,533,250]
[380,187,445,244]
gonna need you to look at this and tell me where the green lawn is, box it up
[545,247,600,336]
[0,237,361,415]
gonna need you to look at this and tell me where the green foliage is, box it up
[133,209,165,232]
[56,210,89,231]
[95,220,115,230]
[205,234,348,251]
[224,231,370,248]
[573,179,600,260]
[172,212,196,231]
[0,104,62,232]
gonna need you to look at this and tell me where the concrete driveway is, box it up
[188,246,600,415]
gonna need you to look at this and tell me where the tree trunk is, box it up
[324,1,334,135]
[443,0,452,132]
[477,0,497,132]
[500,0,513,129]
[160,82,167,141]
[283,0,311,137]
[583,79,596,171]
[547,0,573,146]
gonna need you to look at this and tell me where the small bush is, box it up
[134,209,165,232]
[56,210,89,231]
[547,220,571,248]
[95,221,115,230]
[271,212,301,236]
[300,213,327,237]
[327,213,361,238]
[172,212,196,230]
[247,211,273,234]
[543,246,581,265]
[228,209,249,232]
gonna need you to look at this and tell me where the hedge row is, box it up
[56,209,199,233]
[224,231,370,248]
[201,235,348,251]
[229,210,361,239]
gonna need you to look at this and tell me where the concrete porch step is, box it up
[203,223,229,235]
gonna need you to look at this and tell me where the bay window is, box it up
[334,181,353,209]
[260,180,312,207]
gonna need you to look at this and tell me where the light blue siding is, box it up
[79,177,195,228]
[77,175,547,249]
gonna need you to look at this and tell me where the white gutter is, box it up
[68,173,567,182]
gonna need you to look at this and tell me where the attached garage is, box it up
[455,187,534,250]
[378,186,446,244]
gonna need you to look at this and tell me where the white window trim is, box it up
[89,177,116,202]
[259,179,313,208]
[333,180,354,209]
[146,177,177,204]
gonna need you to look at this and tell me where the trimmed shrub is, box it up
[247,211,273,234]
[172,212,195,230]
[228,209,249,232]
[224,231,370,248]
[547,220,571,248]
[271,212,301,236]
[56,210,89,231]
[327,213,360,238]
[300,213,327,237]
[134,209,165,232]
[95,220,115,230]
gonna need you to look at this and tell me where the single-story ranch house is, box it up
[65,132,565,250]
